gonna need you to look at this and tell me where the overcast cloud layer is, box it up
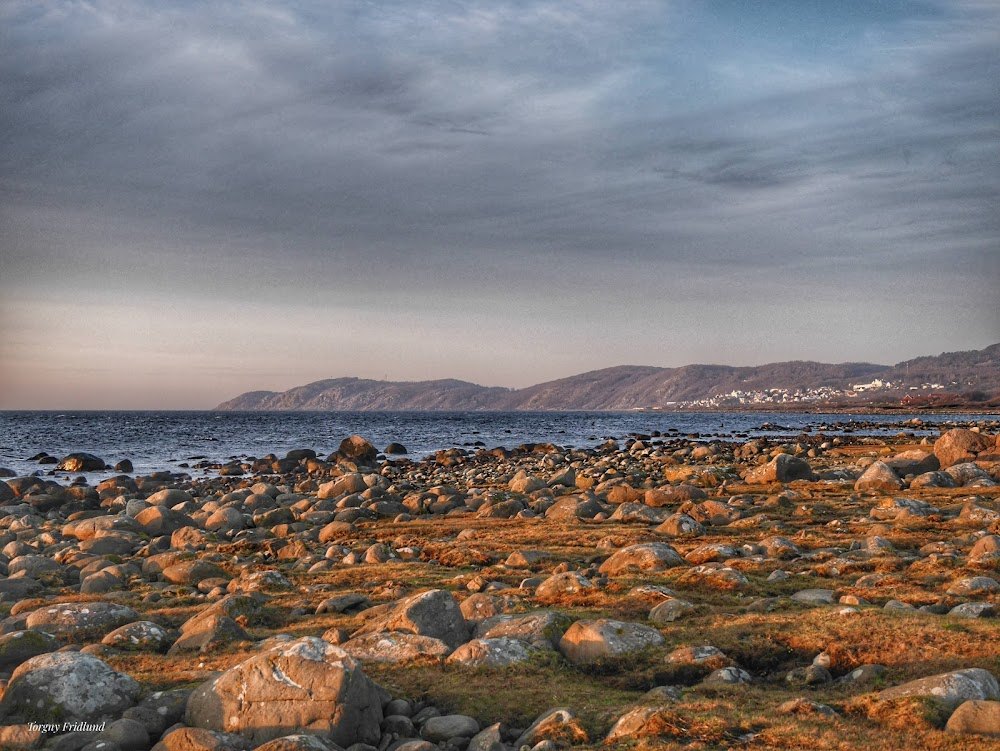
[1,0,998,408]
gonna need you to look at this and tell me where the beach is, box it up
[1,419,1000,749]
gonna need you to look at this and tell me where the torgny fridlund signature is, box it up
[28,721,107,733]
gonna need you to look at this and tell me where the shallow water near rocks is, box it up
[0,409,991,482]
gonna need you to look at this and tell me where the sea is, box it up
[0,410,994,483]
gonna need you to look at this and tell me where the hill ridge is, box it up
[214,344,1000,411]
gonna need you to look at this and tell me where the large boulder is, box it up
[352,590,469,649]
[0,651,139,722]
[544,495,605,520]
[162,559,228,586]
[421,715,480,743]
[476,611,573,649]
[535,571,594,598]
[879,668,1000,708]
[446,637,541,667]
[605,706,676,743]
[25,602,140,641]
[102,621,173,653]
[744,454,814,484]
[884,450,940,477]
[340,632,451,662]
[151,727,249,751]
[509,471,546,494]
[514,708,588,749]
[854,461,905,493]
[558,618,664,664]
[317,474,368,499]
[644,485,706,506]
[56,452,107,472]
[329,436,378,466]
[0,630,61,670]
[946,700,1000,737]
[654,513,706,538]
[135,506,194,537]
[599,543,683,576]
[935,429,994,469]
[186,637,384,747]
[146,488,195,506]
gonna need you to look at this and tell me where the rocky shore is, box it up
[1,422,1000,750]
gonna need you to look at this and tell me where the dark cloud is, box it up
[0,1,997,407]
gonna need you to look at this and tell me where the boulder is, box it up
[467,723,505,751]
[351,589,469,649]
[885,450,940,477]
[340,632,451,662]
[649,598,697,623]
[935,429,994,469]
[134,506,193,537]
[421,715,480,742]
[509,471,546,494]
[879,668,1000,708]
[167,614,249,655]
[946,700,1000,737]
[946,463,995,487]
[854,461,904,493]
[599,543,683,575]
[645,485,706,506]
[558,618,664,664]
[254,736,335,751]
[0,629,61,669]
[608,502,667,524]
[654,513,706,538]
[0,651,139,722]
[185,636,384,747]
[534,571,594,597]
[25,602,140,641]
[477,611,573,648]
[146,488,195,506]
[514,707,588,749]
[744,454,814,484]
[665,645,730,668]
[970,535,1000,565]
[946,577,1000,596]
[544,495,605,520]
[317,474,367,499]
[205,507,246,533]
[761,536,801,559]
[102,621,173,653]
[151,727,249,751]
[446,637,541,667]
[605,706,676,743]
[791,589,837,606]
[330,436,378,466]
[869,497,938,521]
[56,452,107,471]
[162,560,228,586]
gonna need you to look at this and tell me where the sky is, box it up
[1,0,998,409]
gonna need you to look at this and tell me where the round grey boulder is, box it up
[0,651,139,722]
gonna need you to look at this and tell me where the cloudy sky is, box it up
[1,0,998,408]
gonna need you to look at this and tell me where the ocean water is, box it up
[0,410,988,482]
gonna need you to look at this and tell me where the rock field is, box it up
[1,423,1000,750]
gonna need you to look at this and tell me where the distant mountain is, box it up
[215,377,510,411]
[494,361,887,410]
[882,343,1000,393]
[214,344,1000,411]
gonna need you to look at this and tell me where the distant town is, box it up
[672,379,953,409]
